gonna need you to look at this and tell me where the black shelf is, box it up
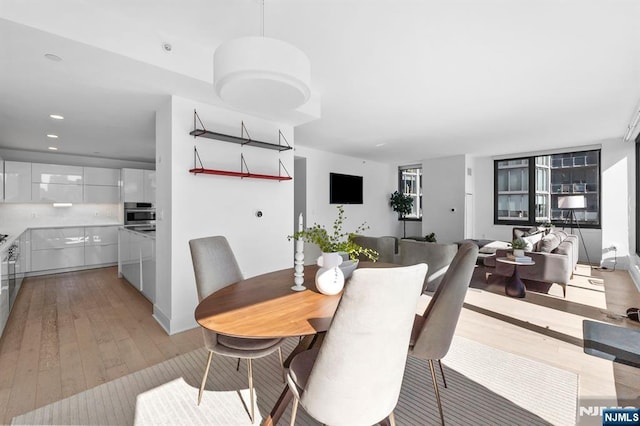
[189,129,292,152]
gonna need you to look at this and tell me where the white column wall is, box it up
[422,155,467,244]
[155,96,295,334]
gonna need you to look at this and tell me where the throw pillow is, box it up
[478,240,512,254]
[553,230,568,242]
[523,232,544,252]
[539,233,560,253]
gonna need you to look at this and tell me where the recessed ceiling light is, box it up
[49,114,64,120]
[46,134,58,138]
[48,146,58,151]
[375,143,386,147]
[44,53,62,62]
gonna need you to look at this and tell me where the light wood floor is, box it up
[0,264,639,424]
[0,267,202,424]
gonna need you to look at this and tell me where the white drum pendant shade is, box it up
[214,36,311,111]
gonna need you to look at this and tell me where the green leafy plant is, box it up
[511,238,527,250]
[390,191,414,238]
[425,232,437,243]
[288,205,379,261]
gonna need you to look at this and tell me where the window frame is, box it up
[494,149,601,229]
[398,165,422,221]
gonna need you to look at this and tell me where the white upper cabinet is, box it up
[0,159,4,202]
[32,163,83,184]
[83,167,121,203]
[123,168,155,203]
[122,168,144,202]
[143,170,156,204]
[31,163,83,203]
[4,161,32,202]
[84,167,120,186]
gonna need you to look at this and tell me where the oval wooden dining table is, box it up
[194,261,392,425]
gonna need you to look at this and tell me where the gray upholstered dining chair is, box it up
[408,242,478,425]
[286,263,428,426]
[189,235,285,424]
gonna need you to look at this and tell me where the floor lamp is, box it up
[558,195,592,268]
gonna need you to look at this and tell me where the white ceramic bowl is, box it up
[339,259,359,279]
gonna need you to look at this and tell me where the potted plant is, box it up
[288,205,379,262]
[390,191,413,238]
[425,232,437,243]
[511,238,527,258]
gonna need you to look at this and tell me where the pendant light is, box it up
[213,0,311,111]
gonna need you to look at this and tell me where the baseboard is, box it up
[153,305,198,335]
[25,262,118,277]
[628,255,640,293]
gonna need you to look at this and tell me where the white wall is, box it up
[600,139,634,270]
[472,141,635,268]
[293,145,397,261]
[422,155,467,244]
[155,96,296,334]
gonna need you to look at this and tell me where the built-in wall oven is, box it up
[124,202,156,227]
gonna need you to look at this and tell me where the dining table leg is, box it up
[261,333,325,426]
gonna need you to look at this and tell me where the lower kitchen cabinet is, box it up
[118,228,155,303]
[85,226,118,265]
[31,227,85,271]
[30,225,119,273]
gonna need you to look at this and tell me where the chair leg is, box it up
[278,347,286,383]
[429,359,445,426]
[389,411,396,426]
[236,358,241,371]
[198,351,214,405]
[437,359,447,388]
[290,397,299,426]
[247,359,255,424]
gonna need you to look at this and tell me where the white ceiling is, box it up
[1,0,639,164]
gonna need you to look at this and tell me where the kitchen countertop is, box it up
[0,221,123,252]
[120,226,156,239]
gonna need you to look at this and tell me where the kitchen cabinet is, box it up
[122,168,155,203]
[0,249,9,337]
[31,227,85,271]
[85,226,118,265]
[32,163,83,184]
[4,161,32,202]
[118,227,155,303]
[32,183,83,203]
[0,158,4,201]
[84,167,121,203]
[31,163,84,203]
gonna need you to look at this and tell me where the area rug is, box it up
[583,320,640,368]
[12,335,577,425]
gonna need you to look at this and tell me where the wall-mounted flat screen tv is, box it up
[330,172,363,204]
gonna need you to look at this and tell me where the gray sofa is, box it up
[483,228,579,297]
[351,235,458,292]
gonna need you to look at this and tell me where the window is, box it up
[494,149,600,228]
[399,165,422,220]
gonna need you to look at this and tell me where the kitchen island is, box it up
[118,226,156,303]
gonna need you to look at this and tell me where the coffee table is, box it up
[495,257,536,298]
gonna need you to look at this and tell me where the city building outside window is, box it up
[398,165,422,220]
[495,149,600,228]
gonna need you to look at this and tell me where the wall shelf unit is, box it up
[188,109,292,182]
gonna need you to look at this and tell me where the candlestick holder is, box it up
[292,237,306,291]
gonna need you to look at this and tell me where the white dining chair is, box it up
[286,263,428,426]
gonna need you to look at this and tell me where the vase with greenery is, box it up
[425,232,437,243]
[288,205,379,262]
[390,191,413,238]
[511,238,527,257]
